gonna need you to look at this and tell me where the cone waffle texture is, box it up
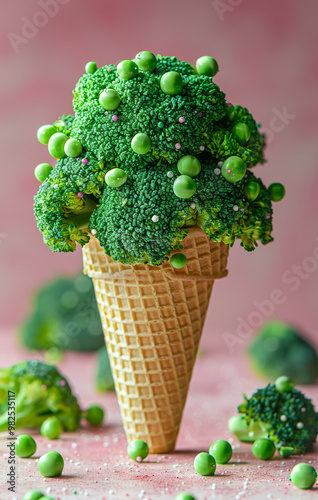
[82,227,229,453]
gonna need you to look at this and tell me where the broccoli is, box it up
[0,361,81,431]
[247,320,318,384]
[20,273,105,352]
[95,346,115,392]
[34,53,284,265]
[237,382,318,454]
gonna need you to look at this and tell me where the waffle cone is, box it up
[82,227,229,453]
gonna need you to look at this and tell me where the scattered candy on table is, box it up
[15,434,37,458]
[38,450,64,477]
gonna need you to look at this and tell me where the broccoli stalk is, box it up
[0,361,81,431]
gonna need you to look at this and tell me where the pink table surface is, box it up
[0,332,317,500]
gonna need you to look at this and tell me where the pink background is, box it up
[1,0,318,354]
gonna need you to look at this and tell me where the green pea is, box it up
[232,123,251,145]
[127,439,149,462]
[135,51,157,71]
[86,405,104,426]
[64,138,82,157]
[22,489,44,500]
[37,124,57,145]
[40,416,63,439]
[290,463,317,489]
[195,56,219,77]
[85,61,98,74]
[99,89,121,111]
[209,439,232,464]
[15,434,37,458]
[105,168,127,188]
[34,163,53,182]
[48,132,68,159]
[38,450,64,477]
[275,376,295,393]
[226,105,237,122]
[174,494,197,500]
[252,438,276,460]
[177,155,201,177]
[173,175,196,199]
[268,182,285,202]
[170,253,187,269]
[244,181,260,201]
[117,60,139,80]
[160,71,183,95]
[131,133,151,154]
[194,452,216,476]
[221,156,246,183]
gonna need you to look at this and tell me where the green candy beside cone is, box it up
[194,452,216,476]
[127,439,149,462]
[290,463,317,489]
[38,450,64,477]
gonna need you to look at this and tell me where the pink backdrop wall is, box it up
[1,0,318,354]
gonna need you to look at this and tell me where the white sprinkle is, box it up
[91,229,97,235]
[217,161,224,167]
[296,422,304,429]
[62,487,67,492]
[103,463,108,466]
[54,184,59,189]
[113,437,118,443]
[85,467,89,472]
[167,171,173,178]
[248,431,254,437]
[280,415,287,422]
[84,492,89,497]
[233,205,239,211]
[211,483,216,489]
[214,167,221,175]
[43,478,47,482]
[109,490,114,495]
[71,442,77,448]
[199,145,205,151]
[46,487,51,493]
[47,443,52,448]
[103,442,109,447]
[190,203,196,209]
[152,215,159,222]
[281,462,285,465]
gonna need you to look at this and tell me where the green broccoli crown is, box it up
[0,360,81,431]
[238,383,318,454]
[34,53,285,265]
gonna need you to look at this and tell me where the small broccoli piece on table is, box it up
[0,361,81,431]
[247,320,318,384]
[20,273,104,352]
[236,381,318,455]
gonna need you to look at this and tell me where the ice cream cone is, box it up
[82,227,229,453]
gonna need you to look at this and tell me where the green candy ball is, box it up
[290,463,317,489]
[40,416,63,439]
[226,104,237,122]
[99,89,121,111]
[135,51,157,71]
[244,181,260,201]
[160,71,183,96]
[268,182,285,202]
[252,438,276,460]
[15,434,37,458]
[195,56,219,77]
[194,452,216,476]
[85,61,98,74]
[64,138,82,157]
[34,163,53,182]
[22,490,44,500]
[209,439,232,464]
[177,155,201,177]
[275,376,295,393]
[174,494,197,500]
[170,253,187,269]
[127,439,149,462]
[105,168,127,188]
[131,133,151,154]
[221,156,246,183]
[86,405,104,426]
[48,132,68,159]
[38,451,64,477]
[37,124,57,145]
[232,122,251,145]
[173,175,196,199]
[117,60,139,80]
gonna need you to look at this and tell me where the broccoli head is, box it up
[34,52,285,265]
[0,361,81,431]
[237,381,318,454]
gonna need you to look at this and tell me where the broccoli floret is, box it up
[247,320,318,384]
[237,382,318,454]
[53,113,75,135]
[154,54,197,76]
[20,274,104,352]
[0,361,81,431]
[95,346,115,392]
